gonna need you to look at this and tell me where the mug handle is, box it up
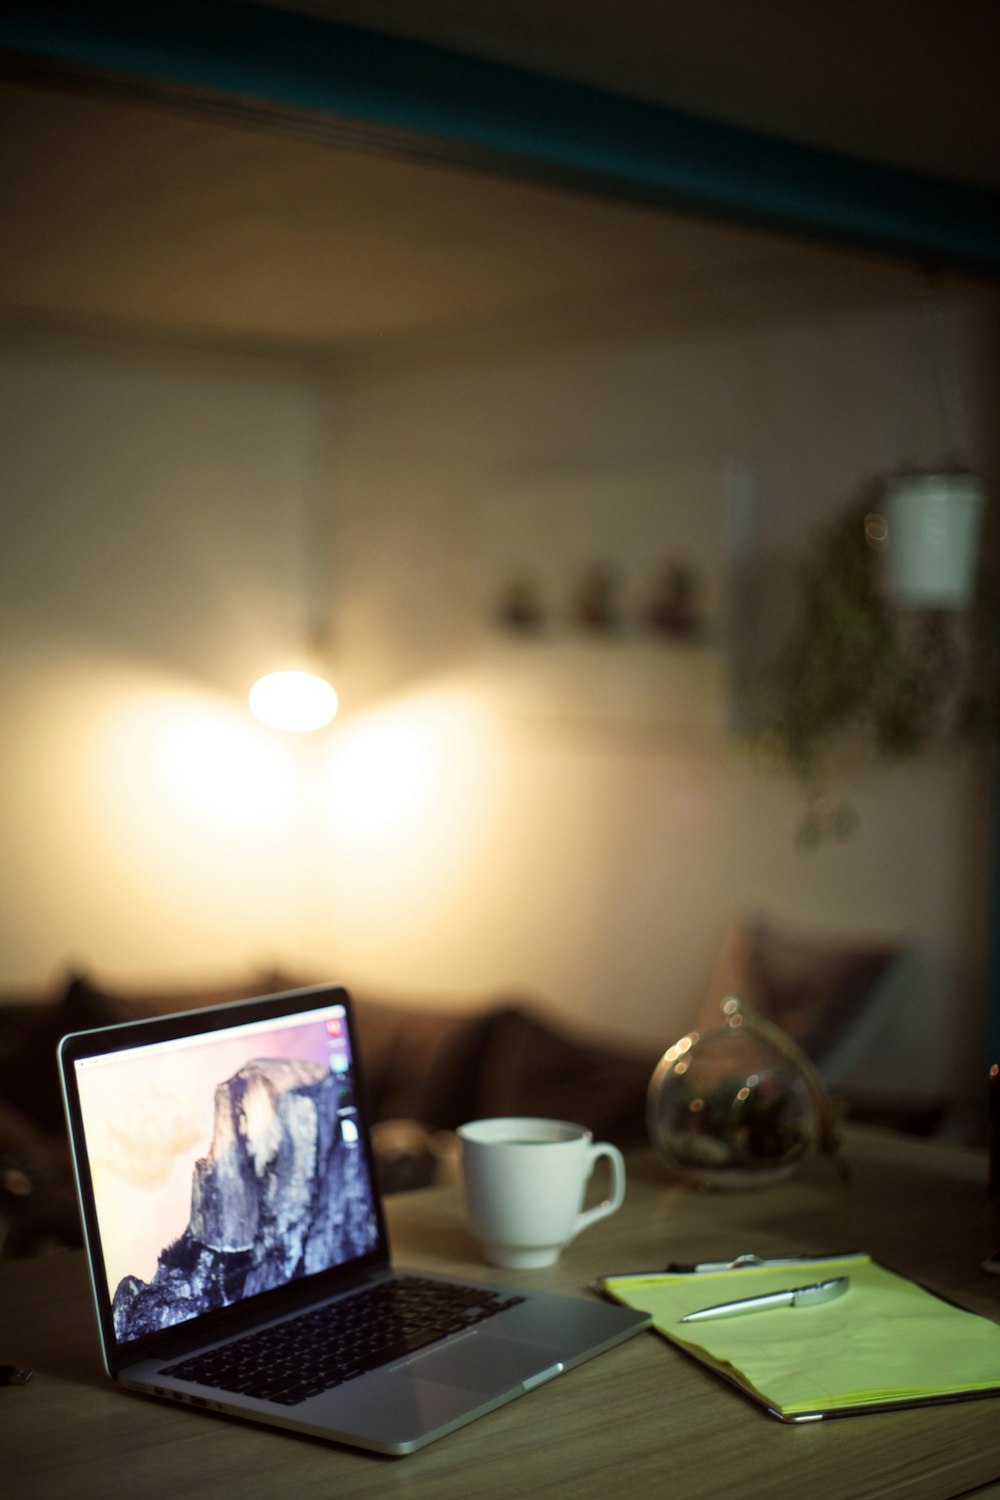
[571,1142,626,1240]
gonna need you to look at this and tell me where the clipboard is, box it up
[597,1252,1000,1422]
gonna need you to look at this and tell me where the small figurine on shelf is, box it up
[572,562,622,634]
[495,575,547,634]
[645,560,702,640]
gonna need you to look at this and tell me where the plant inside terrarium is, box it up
[662,1070,811,1169]
[647,999,839,1189]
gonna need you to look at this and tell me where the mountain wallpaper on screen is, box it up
[112,1057,378,1342]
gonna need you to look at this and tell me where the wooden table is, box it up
[2,1126,998,1500]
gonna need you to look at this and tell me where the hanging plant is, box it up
[757,476,999,846]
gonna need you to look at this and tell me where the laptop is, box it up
[58,983,650,1455]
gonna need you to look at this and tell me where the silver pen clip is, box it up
[679,1276,849,1324]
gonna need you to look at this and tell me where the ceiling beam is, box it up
[3,0,999,277]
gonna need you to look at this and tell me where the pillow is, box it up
[0,974,97,1137]
[347,991,658,1145]
[350,993,500,1130]
[0,970,315,1138]
[59,968,312,1026]
[472,1004,657,1147]
[696,916,906,1089]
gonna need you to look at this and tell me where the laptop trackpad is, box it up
[405,1331,562,1396]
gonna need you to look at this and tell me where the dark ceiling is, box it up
[2,0,997,358]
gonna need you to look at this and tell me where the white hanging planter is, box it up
[882,472,985,609]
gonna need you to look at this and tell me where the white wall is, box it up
[322,280,1000,1117]
[0,274,997,1124]
[0,332,331,983]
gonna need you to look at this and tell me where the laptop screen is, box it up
[64,990,382,1350]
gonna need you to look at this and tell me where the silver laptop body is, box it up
[58,984,649,1455]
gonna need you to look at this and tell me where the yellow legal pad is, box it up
[600,1255,1000,1421]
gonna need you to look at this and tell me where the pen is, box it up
[679,1275,849,1323]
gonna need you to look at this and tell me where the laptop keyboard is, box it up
[161,1276,524,1407]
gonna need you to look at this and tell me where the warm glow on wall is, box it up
[154,709,296,825]
[326,719,434,835]
[6,665,310,976]
[324,687,493,856]
[316,685,499,978]
[100,684,298,835]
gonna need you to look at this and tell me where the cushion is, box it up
[696,915,906,1089]
[0,969,311,1138]
[0,975,96,1138]
[350,993,499,1129]
[0,971,655,1186]
[0,970,658,1255]
[59,968,309,1025]
[472,1004,657,1147]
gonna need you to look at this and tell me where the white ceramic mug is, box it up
[457,1116,626,1269]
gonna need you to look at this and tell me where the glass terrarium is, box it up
[647,997,833,1189]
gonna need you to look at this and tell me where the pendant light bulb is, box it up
[249,669,339,732]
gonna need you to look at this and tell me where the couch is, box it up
[0,915,920,1259]
[0,968,657,1259]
